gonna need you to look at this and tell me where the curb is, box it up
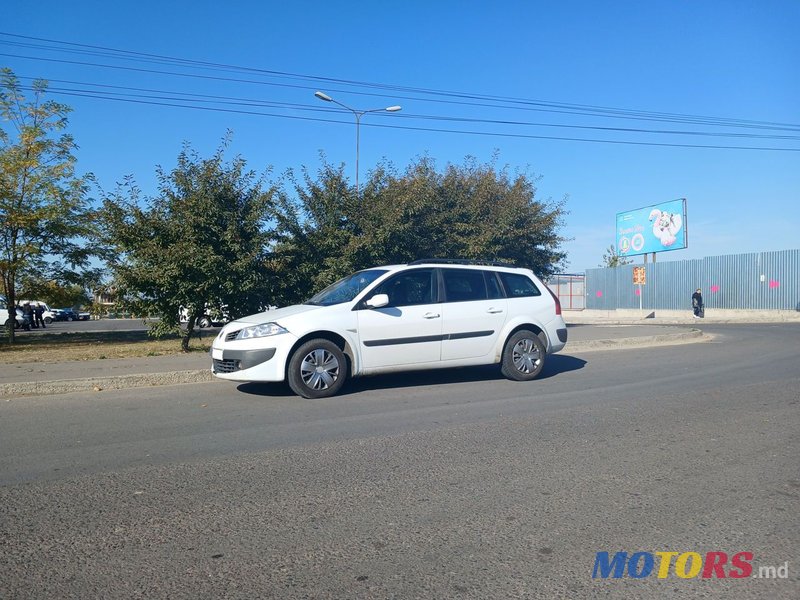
[1,330,708,399]
[565,328,707,352]
[1,369,215,399]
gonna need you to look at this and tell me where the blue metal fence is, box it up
[585,249,800,310]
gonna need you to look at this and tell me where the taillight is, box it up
[546,286,562,315]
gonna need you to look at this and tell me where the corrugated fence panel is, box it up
[585,249,800,310]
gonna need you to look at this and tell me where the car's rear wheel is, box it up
[501,330,546,381]
[287,339,347,399]
[198,316,212,328]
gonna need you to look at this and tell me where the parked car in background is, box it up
[1,304,27,329]
[18,300,56,324]
[50,308,67,321]
[179,305,230,328]
[57,308,90,322]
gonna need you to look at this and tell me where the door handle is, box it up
[486,308,504,314]
[423,312,440,319]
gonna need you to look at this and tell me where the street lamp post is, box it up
[314,91,401,194]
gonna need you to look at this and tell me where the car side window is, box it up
[485,271,504,299]
[373,269,436,307]
[442,269,488,302]
[499,272,541,297]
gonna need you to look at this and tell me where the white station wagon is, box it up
[211,260,568,398]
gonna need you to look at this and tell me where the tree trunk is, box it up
[4,275,16,344]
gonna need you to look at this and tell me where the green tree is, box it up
[99,138,276,351]
[0,68,92,342]
[17,274,91,308]
[363,157,568,274]
[271,156,568,304]
[600,244,632,267]
[268,161,359,305]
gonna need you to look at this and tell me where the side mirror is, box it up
[365,293,389,309]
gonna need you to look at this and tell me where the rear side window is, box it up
[442,269,488,302]
[499,272,541,298]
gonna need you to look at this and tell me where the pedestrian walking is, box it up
[691,288,704,318]
[16,304,31,330]
[22,302,36,328]
[34,303,46,328]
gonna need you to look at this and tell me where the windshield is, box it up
[306,270,387,306]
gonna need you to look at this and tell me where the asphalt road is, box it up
[1,324,798,599]
[16,317,191,334]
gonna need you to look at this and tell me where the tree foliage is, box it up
[0,68,91,342]
[99,138,276,351]
[600,244,633,268]
[271,156,568,305]
[17,275,91,308]
[98,145,568,351]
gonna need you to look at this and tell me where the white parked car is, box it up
[1,303,26,329]
[211,260,568,398]
[180,305,230,328]
[18,300,56,324]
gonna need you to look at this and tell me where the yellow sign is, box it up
[633,266,646,285]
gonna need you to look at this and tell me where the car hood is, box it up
[233,304,323,325]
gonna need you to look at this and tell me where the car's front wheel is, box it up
[501,330,546,381]
[287,339,347,399]
[44,317,53,325]
[197,316,212,328]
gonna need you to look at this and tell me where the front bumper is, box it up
[211,330,298,382]
[212,348,277,373]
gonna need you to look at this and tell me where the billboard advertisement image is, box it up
[616,198,687,257]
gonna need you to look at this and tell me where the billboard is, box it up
[616,198,687,257]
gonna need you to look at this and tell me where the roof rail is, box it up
[407,258,519,268]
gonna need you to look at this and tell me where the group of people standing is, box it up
[19,302,47,330]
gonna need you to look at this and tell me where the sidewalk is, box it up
[565,308,800,325]
[0,323,705,398]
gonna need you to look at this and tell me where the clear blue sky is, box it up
[3,0,799,272]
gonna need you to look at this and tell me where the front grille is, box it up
[225,330,241,342]
[213,358,239,374]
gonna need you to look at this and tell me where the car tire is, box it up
[44,317,53,325]
[198,316,212,328]
[67,316,74,322]
[287,339,347,399]
[501,330,546,381]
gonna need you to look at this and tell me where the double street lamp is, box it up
[314,91,401,194]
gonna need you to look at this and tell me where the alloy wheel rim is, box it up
[300,349,340,390]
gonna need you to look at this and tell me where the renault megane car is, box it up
[211,259,568,398]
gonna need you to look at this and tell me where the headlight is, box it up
[235,322,288,340]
